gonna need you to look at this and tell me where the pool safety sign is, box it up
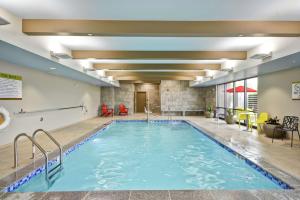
[0,72,22,100]
[292,81,300,100]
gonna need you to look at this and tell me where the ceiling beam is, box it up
[120,80,161,84]
[23,20,300,37]
[94,63,221,70]
[72,50,246,60]
[106,71,205,81]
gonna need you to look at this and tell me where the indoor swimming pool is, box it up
[10,120,289,192]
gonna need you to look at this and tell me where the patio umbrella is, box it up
[226,86,257,93]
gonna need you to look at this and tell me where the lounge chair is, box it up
[272,116,299,147]
[101,104,114,117]
[119,103,128,116]
[255,112,268,132]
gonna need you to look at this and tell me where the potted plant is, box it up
[205,105,214,118]
[225,108,235,124]
[263,116,286,138]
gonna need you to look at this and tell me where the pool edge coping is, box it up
[2,119,300,192]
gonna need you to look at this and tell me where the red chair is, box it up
[101,104,114,117]
[119,103,128,116]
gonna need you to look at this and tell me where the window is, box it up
[246,77,258,113]
[217,84,225,115]
[217,84,225,108]
[234,80,245,110]
[216,77,258,119]
[226,82,233,109]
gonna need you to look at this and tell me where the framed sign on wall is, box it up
[292,81,300,100]
[0,72,22,100]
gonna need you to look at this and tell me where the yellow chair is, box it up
[236,108,247,128]
[255,112,269,132]
[248,113,257,132]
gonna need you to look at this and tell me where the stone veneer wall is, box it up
[101,81,216,115]
[160,80,205,113]
[101,84,135,115]
[202,86,217,110]
[135,83,160,113]
[101,87,114,109]
[114,83,135,115]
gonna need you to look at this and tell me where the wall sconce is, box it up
[195,76,203,82]
[205,70,215,78]
[96,70,105,77]
[107,76,114,81]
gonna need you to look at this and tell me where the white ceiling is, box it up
[1,0,299,84]
[1,0,300,20]
[50,36,274,51]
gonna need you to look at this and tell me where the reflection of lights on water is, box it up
[93,138,101,143]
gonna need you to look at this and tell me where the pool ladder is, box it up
[13,129,63,183]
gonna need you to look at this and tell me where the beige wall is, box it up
[258,67,300,120]
[0,60,101,145]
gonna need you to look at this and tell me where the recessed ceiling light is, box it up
[87,33,93,36]
[49,67,56,70]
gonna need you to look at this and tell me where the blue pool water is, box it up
[15,121,281,191]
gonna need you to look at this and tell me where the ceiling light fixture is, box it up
[49,67,56,70]
[87,33,93,36]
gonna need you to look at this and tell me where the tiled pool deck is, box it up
[0,114,300,199]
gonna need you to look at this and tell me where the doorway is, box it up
[136,92,146,113]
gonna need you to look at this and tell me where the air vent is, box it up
[220,67,233,72]
[85,68,96,71]
[0,17,10,25]
[250,52,272,60]
[50,51,72,59]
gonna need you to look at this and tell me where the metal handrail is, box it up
[14,104,85,115]
[13,133,49,182]
[32,129,63,169]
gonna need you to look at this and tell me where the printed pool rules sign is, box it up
[0,72,22,100]
[292,81,300,100]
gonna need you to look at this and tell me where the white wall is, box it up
[0,60,101,145]
[258,67,300,120]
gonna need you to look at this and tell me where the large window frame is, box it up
[216,77,258,118]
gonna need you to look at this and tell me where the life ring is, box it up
[0,107,10,130]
